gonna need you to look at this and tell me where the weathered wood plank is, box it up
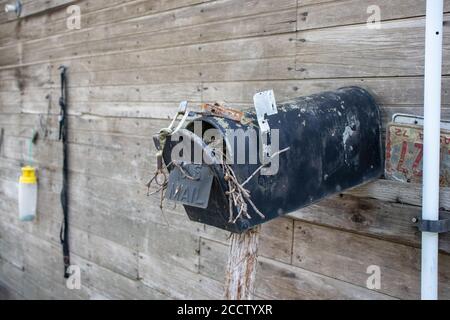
[4,227,88,300]
[201,78,450,107]
[200,238,228,282]
[0,0,207,42]
[37,13,295,66]
[255,257,395,300]
[0,258,26,299]
[0,281,24,300]
[288,194,450,254]
[71,253,172,300]
[60,58,295,87]
[139,251,224,299]
[3,59,450,111]
[25,0,295,53]
[293,221,450,299]
[0,83,204,104]
[259,217,293,264]
[0,224,25,271]
[69,227,140,280]
[0,1,297,66]
[297,0,450,31]
[0,57,296,87]
[296,15,450,78]
[0,0,75,25]
[0,0,186,45]
[199,238,393,299]
[21,0,76,18]
[2,33,295,74]
[4,73,449,111]
[346,179,450,211]
[143,223,201,274]
[8,225,165,300]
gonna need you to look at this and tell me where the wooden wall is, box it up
[1,0,450,300]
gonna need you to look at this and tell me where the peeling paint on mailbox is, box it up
[160,87,384,233]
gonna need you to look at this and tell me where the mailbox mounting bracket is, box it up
[253,90,278,164]
[413,217,450,234]
[392,113,450,129]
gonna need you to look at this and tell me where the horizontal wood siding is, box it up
[0,0,449,300]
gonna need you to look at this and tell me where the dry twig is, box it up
[147,132,290,226]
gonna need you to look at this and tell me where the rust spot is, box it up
[201,103,244,122]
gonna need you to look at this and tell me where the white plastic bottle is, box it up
[18,166,37,222]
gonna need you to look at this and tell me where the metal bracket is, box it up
[153,101,190,151]
[413,217,450,234]
[4,0,22,17]
[253,90,278,164]
[392,113,450,130]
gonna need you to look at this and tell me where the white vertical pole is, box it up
[422,0,443,301]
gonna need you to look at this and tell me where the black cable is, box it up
[58,65,71,279]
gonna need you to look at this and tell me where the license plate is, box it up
[385,123,450,186]
[166,164,214,209]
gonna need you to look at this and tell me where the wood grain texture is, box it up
[1,0,450,300]
[296,15,450,78]
[288,194,450,254]
[225,227,261,300]
[292,221,450,299]
[255,257,395,300]
[297,0,450,31]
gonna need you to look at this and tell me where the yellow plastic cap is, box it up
[20,166,37,184]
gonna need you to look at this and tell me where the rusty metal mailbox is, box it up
[153,87,384,233]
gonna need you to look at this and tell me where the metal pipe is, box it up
[422,0,444,301]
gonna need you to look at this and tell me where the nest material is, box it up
[147,135,289,224]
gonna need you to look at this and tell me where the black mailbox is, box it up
[155,87,383,233]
